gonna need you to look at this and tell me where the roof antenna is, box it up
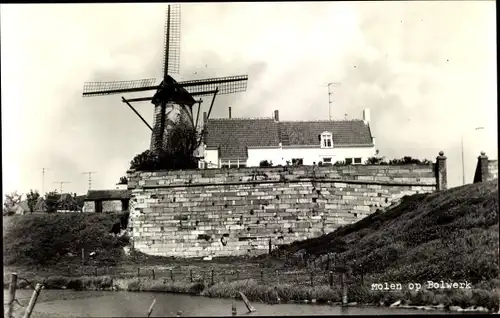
[327,82,341,120]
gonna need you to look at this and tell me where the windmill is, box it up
[82,4,248,154]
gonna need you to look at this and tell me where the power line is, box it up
[82,172,97,192]
[53,181,70,194]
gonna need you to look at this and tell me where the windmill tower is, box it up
[82,4,249,154]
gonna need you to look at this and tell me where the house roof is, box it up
[204,118,279,159]
[85,189,131,201]
[18,200,29,211]
[204,117,373,159]
[34,197,46,211]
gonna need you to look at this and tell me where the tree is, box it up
[118,176,128,185]
[130,122,201,171]
[45,191,59,213]
[3,191,22,216]
[26,190,40,213]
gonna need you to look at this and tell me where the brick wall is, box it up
[127,152,446,258]
[473,152,498,183]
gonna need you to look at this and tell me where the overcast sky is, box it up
[1,2,497,197]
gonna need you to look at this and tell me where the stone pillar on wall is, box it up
[473,152,489,183]
[436,151,447,191]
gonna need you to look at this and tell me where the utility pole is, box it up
[53,181,70,194]
[82,172,97,192]
[40,168,50,195]
[327,82,341,121]
[461,126,484,185]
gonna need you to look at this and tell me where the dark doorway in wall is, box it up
[95,200,103,213]
[122,199,130,211]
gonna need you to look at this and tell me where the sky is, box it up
[1,2,497,198]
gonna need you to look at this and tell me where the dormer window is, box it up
[320,132,333,148]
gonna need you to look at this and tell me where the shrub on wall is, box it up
[130,123,200,171]
[259,160,273,167]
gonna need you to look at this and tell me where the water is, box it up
[5,290,458,317]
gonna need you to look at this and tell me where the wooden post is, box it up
[147,298,156,317]
[310,272,314,287]
[23,283,43,318]
[268,238,272,254]
[211,270,214,285]
[81,248,85,266]
[329,271,333,287]
[137,268,140,279]
[327,254,331,271]
[236,270,240,280]
[152,269,155,280]
[360,266,364,285]
[190,269,193,282]
[170,269,174,281]
[231,300,237,316]
[260,269,264,283]
[276,270,279,285]
[341,272,348,306]
[6,273,18,318]
[238,292,256,313]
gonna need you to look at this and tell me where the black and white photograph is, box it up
[2,1,498,317]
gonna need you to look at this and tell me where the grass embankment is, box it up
[276,180,500,312]
[3,181,499,312]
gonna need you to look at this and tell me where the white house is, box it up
[199,108,376,168]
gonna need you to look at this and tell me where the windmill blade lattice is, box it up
[163,4,181,77]
[83,78,158,97]
[179,75,248,96]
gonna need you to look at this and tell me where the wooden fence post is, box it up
[152,269,155,280]
[327,254,331,271]
[81,248,85,266]
[329,271,333,287]
[211,270,214,285]
[137,268,140,279]
[310,272,314,287]
[236,270,240,280]
[6,273,18,318]
[23,283,43,318]
[276,270,279,285]
[170,269,174,282]
[341,272,348,306]
[260,269,264,283]
[190,269,193,282]
[231,300,237,316]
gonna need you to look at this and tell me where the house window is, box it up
[220,159,247,168]
[320,132,333,148]
[345,158,353,165]
[354,157,362,164]
[323,157,332,164]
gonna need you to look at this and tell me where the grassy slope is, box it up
[279,180,499,287]
[3,212,130,267]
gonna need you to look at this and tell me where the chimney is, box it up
[229,107,232,119]
[363,108,370,125]
[274,110,279,122]
[203,112,207,126]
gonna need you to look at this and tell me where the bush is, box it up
[130,123,200,171]
[3,213,130,266]
[259,160,273,167]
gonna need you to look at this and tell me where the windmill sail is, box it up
[82,78,158,97]
[163,4,181,78]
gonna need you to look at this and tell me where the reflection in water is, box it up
[6,290,457,317]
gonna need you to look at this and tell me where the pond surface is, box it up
[5,289,460,317]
